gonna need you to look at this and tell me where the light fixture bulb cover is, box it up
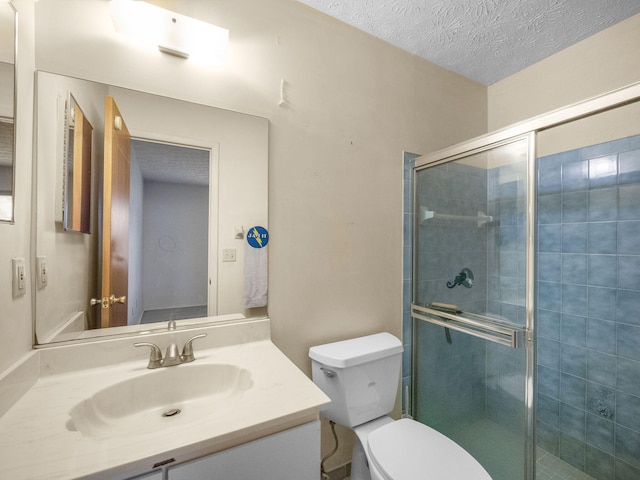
[110,0,228,64]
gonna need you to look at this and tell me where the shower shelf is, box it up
[419,206,493,227]
[411,303,526,348]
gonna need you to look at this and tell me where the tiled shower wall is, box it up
[414,162,489,312]
[405,152,529,421]
[402,152,420,414]
[404,135,640,479]
[409,153,529,467]
[536,135,640,479]
[402,152,419,415]
[484,157,529,434]
[486,160,527,324]
[411,160,490,422]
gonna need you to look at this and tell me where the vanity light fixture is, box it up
[109,0,228,64]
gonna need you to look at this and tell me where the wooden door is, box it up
[100,96,131,328]
[71,105,92,233]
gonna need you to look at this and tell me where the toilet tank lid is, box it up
[309,333,403,368]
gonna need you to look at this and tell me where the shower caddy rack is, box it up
[418,206,493,227]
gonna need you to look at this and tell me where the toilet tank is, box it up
[309,333,403,428]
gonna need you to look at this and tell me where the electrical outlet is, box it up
[222,248,236,262]
[12,257,26,298]
[37,256,48,289]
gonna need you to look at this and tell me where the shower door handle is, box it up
[411,304,525,348]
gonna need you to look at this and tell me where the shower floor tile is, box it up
[536,448,596,480]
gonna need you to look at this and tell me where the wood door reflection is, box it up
[100,96,130,327]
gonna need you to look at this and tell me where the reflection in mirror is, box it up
[64,94,93,233]
[35,72,268,345]
[129,139,209,325]
[0,3,16,223]
[103,137,210,328]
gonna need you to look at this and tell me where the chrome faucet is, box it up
[134,333,207,369]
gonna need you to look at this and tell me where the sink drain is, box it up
[162,408,181,417]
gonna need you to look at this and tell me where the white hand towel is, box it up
[243,243,268,308]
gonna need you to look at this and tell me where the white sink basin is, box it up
[67,364,253,438]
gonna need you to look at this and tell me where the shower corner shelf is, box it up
[419,205,493,227]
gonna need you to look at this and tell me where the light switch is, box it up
[37,256,48,289]
[12,257,26,298]
[222,248,236,262]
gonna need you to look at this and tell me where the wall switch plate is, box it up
[222,248,236,262]
[37,256,48,289]
[12,257,26,298]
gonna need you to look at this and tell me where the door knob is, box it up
[90,297,110,309]
[109,294,127,305]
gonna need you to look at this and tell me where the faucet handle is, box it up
[181,333,207,363]
[134,342,163,369]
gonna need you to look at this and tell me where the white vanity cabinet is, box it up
[167,421,320,480]
[0,332,330,480]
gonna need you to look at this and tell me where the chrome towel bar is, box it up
[411,304,526,348]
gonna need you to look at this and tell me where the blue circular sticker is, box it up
[247,226,269,248]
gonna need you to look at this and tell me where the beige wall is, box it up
[0,63,12,118]
[488,13,640,131]
[0,0,34,375]
[29,0,486,367]
[2,0,486,469]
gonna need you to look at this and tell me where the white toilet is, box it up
[309,332,492,480]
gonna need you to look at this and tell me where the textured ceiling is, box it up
[296,0,640,85]
[131,139,209,186]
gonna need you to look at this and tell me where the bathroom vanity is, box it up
[156,422,318,480]
[0,318,329,479]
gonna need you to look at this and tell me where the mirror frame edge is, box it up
[32,314,270,350]
[0,2,17,225]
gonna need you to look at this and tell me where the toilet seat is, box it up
[366,419,492,480]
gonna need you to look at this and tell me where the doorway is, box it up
[128,138,212,325]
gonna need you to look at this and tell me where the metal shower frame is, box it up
[410,80,640,480]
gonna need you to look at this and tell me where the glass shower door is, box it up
[411,135,535,480]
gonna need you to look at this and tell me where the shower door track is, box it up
[415,80,640,169]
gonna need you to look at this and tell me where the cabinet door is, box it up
[168,421,320,480]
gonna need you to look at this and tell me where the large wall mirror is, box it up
[35,72,268,345]
[0,2,16,223]
[63,93,93,234]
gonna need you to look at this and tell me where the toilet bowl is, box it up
[309,333,491,480]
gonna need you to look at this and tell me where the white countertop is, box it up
[0,339,329,479]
